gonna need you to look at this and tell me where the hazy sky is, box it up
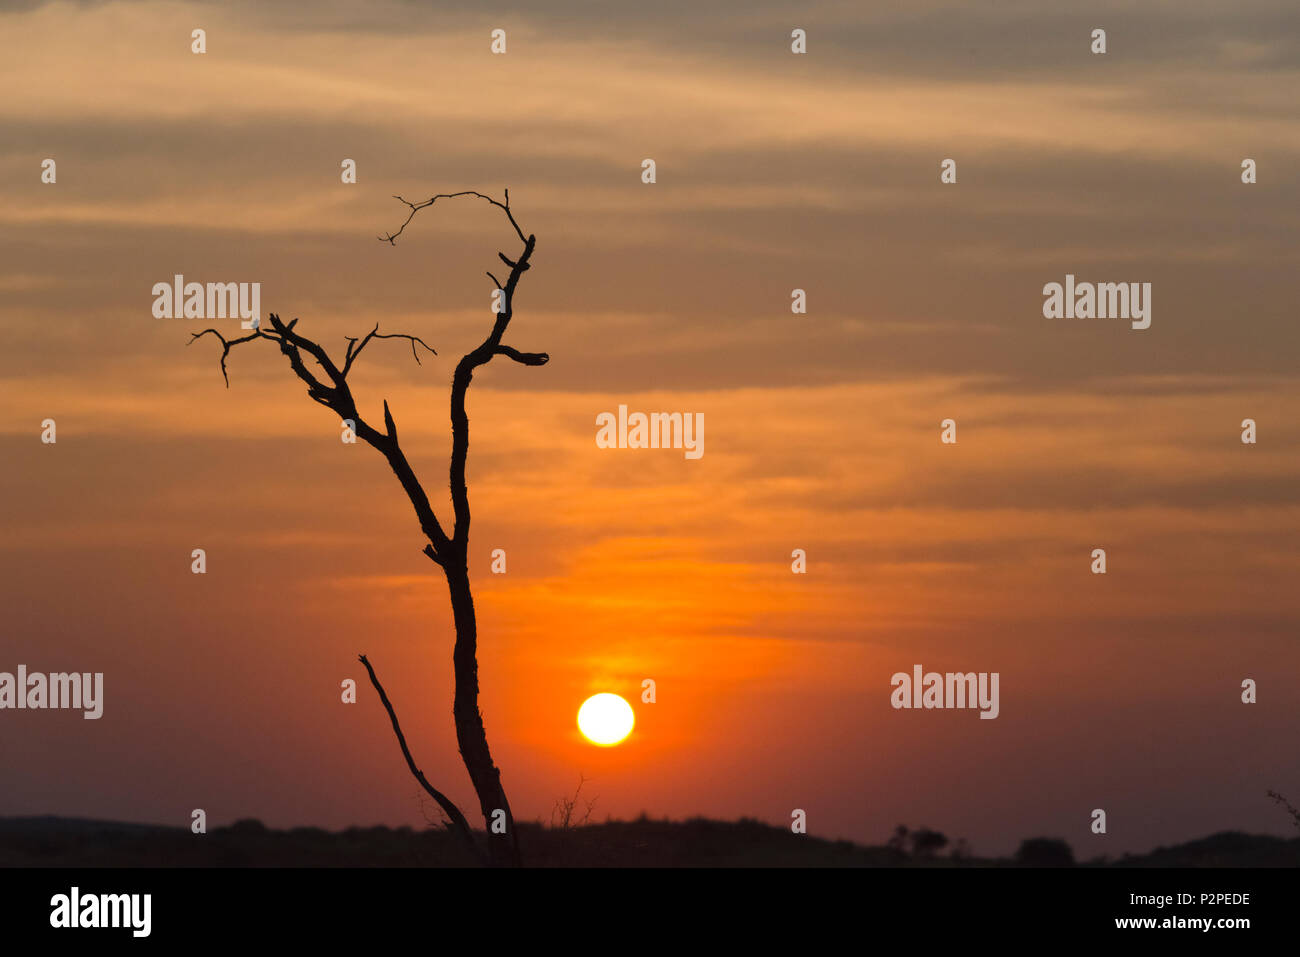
[2,0,1298,857]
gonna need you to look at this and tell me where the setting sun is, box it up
[577,694,635,746]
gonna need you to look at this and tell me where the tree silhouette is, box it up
[908,828,949,858]
[190,190,544,867]
[1013,837,1075,867]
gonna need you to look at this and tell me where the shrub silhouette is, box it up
[1014,837,1075,867]
[909,828,949,857]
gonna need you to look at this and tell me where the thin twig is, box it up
[188,327,273,387]
[379,189,527,245]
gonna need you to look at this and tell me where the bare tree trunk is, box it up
[193,190,542,869]
[446,565,520,867]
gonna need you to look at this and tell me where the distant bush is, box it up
[909,828,949,857]
[550,776,597,830]
[1014,837,1075,867]
[226,819,267,834]
[886,825,956,860]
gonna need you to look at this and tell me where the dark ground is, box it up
[2,816,1297,867]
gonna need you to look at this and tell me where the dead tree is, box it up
[190,190,545,867]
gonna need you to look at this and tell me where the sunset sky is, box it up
[2,0,1298,858]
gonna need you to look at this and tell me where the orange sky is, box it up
[2,0,1298,857]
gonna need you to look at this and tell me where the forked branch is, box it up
[373,189,548,553]
[344,324,436,375]
[190,312,454,560]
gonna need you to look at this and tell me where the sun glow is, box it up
[577,693,635,746]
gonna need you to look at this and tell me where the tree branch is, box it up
[449,231,538,549]
[190,311,453,560]
[495,345,549,366]
[379,189,527,245]
[188,327,275,387]
[358,655,486,865]
[344,324,437,376]
[377,189,546,555]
